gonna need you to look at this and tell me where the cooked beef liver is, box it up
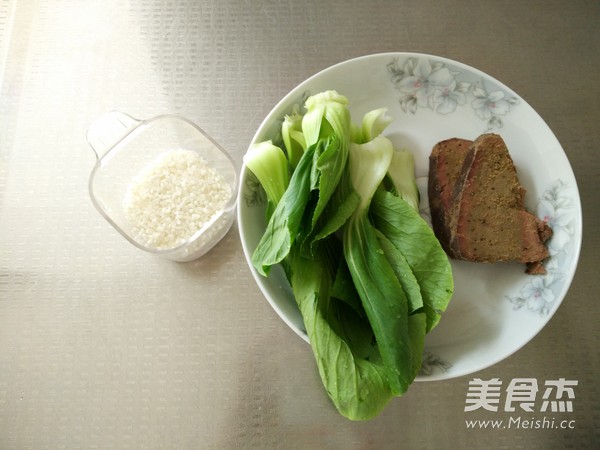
[428,138,472,257]
[428,133,552,274]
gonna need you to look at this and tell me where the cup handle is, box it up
[86,111,142,160]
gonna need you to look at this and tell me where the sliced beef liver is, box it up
[428,138,472,257]
[428,133,552,274]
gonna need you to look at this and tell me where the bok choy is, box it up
[343,135,426,395]
[244,90,453,420]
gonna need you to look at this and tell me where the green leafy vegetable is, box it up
[387,149,420,211]
[281,105,306,169]
[371,190,453,332]
[243,141,290,220]
[289,243,394,421]
[245,90,454,420]
[375,228,423,315]
[301,91,351,232]
[359,107,392,144]
[343,135,426,395]
[302,90,350,149]
[250,143,315,276]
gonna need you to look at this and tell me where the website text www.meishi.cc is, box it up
[466,416,576,430]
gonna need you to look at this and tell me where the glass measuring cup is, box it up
[86,111,238,262]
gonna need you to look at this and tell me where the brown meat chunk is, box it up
[428,133,552,274]
[428,138,472,257]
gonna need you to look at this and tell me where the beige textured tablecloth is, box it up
[1,1,598,448]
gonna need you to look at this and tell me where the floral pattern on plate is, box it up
[419,351,452,377]
[506,180,576,317]
[387,56,520,130]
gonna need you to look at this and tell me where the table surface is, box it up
[1,1,598,448]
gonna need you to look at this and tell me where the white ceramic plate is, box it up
[237,53,582,380]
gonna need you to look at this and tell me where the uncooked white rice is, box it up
[123,149,231,249]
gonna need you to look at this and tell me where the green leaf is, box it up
[311,135,347,230]
[251,144,315,276]
[289,244,394,421]
[371,190,454,332]
[375,229,424,315]
[331,255,365,319]
[304,172,360,257]
[344,212,425,395]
